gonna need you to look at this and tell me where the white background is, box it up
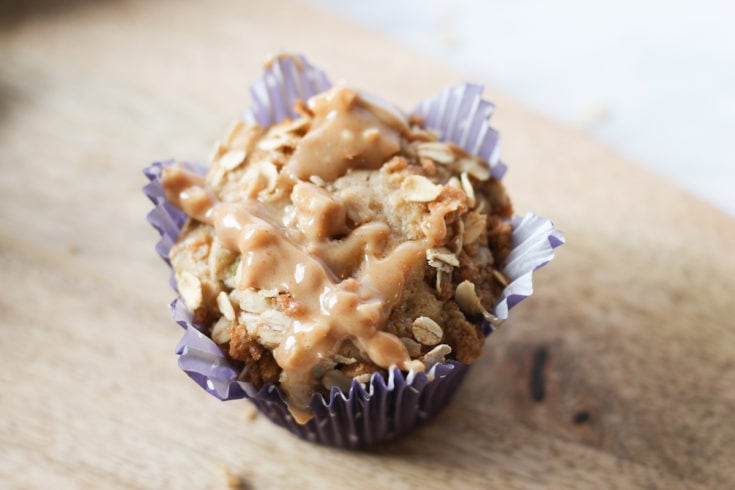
[308,0,735,215]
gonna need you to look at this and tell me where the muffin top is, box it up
[162,85,513,422]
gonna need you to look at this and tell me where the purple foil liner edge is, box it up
[143,54,563,448]
[493,213,565,321]
[250,363,468,448]
[242,54,331,126]
[412,83,506,179]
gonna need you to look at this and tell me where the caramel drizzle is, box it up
[285,86,409,182]
[163,86,430,423]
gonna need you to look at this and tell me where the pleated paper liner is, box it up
[143,54,563,448]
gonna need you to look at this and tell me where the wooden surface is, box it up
[1,1,734,488]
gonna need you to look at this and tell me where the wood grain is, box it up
[1,1,733,488]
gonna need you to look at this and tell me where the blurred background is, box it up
[309,0,735,215]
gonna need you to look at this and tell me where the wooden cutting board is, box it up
[1,1,733,488]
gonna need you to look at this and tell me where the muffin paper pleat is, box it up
[412,83,506,179]
[243,54,331,126]
[493,213,565,320]
[143,54,563,448]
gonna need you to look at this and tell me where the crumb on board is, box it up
[244,403,258,421]
[214,464,250,490]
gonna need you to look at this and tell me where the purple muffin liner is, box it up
[242,54,331,127]
[143,54,563,448]
[413,83,506,179]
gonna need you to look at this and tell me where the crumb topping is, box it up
[164,84,513,423]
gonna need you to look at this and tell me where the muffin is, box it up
[144,53,563,446]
